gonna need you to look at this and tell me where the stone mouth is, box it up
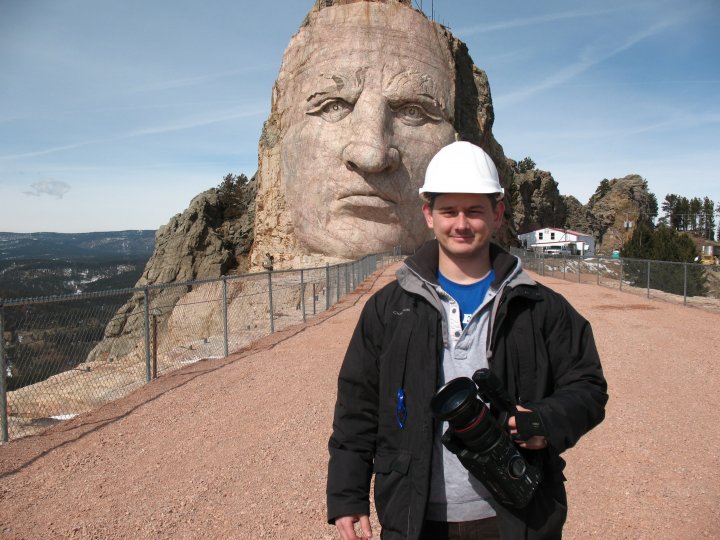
[338,194,396,208]
[334,195,400,224]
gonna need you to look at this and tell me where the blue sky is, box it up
[1,0,718,233]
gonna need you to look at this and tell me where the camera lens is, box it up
[430,377,480,427]
[431,377,500,453]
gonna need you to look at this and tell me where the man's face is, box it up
[422,193,505,261]
[278,4,456,259]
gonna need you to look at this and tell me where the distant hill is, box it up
[0,230,156,260]
[0,231,156,300]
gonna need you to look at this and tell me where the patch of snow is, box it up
[50,414,78,421]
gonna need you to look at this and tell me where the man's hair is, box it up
[421,192,503,210]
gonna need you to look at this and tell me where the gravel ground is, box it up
[1,262,719,539]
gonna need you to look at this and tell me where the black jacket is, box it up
[327,241,608,539]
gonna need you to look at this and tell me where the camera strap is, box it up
[392,308,415,430]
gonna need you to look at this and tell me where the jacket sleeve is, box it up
[528,292,608,454]
[327,294,384,524]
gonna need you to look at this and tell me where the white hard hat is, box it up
[419,141,504,198]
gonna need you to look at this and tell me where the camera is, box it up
[430,368,541,508]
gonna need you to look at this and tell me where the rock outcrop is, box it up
[86,180,256,363]
[585,174,657,254]
[511,166,659,254]
[561,194,595,235]
[510,161,567,234]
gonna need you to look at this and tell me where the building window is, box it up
[538,232,543,240]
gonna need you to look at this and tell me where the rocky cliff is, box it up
[562,195,593,234]
[584,174,657,254]
[510,160,567,234]
[86,179,256,362]
[510,165,658,255]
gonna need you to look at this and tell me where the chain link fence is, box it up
[0,251,402,442]
[6,247,714,442]
[513,249,720,312]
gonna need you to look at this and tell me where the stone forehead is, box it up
[281,3,453,76]
[311,0,414,18]
[313,0,413,10]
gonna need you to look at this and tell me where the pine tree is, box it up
[702,197,715,240]
[620,224,706,296]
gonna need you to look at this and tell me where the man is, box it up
[327,141,608,539]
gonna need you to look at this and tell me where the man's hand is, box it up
[508,405,548,449]
[335,514,373,539]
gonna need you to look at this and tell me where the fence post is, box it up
[683,263,688,305]
[0,304,8,443]
[223,277,229,357]
[563,255,566,281]
[646,260,651,298]
[597,257,600,285]
[152,312,158,379]
[336,265,341,303]
[326,263,330,310]
[267,272,275,334]
[143,287,151,383]
[619,259,624,290]
[300,270,306,323]
[578,256,582,283]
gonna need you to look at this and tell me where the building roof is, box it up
[520,227,593,237]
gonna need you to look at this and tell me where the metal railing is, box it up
[513,249,720,312]
[0,250,402,442]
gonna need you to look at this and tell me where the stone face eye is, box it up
[394,103,432,126]
[308,99,353,122]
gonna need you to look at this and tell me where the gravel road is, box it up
[1,262,718,539]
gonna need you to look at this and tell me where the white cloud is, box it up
[131,65,275,94]
[0,104,266,161]
[24,180,71,199]
[453,5,633,36]
[497,16,686,106]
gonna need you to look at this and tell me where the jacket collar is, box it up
[403,239,534,289]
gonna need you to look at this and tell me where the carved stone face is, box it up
[276,3,457,258]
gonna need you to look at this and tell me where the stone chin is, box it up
[291,209,429,260]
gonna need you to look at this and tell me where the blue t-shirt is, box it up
[438,270,495,328]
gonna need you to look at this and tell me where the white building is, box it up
[518,227,595,256]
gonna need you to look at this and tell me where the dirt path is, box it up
[1,263,719,539]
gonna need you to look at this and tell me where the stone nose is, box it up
[342,94,400,174]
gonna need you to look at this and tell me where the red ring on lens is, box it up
[454,405,486,433]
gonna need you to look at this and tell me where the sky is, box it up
[1,0,718,233]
